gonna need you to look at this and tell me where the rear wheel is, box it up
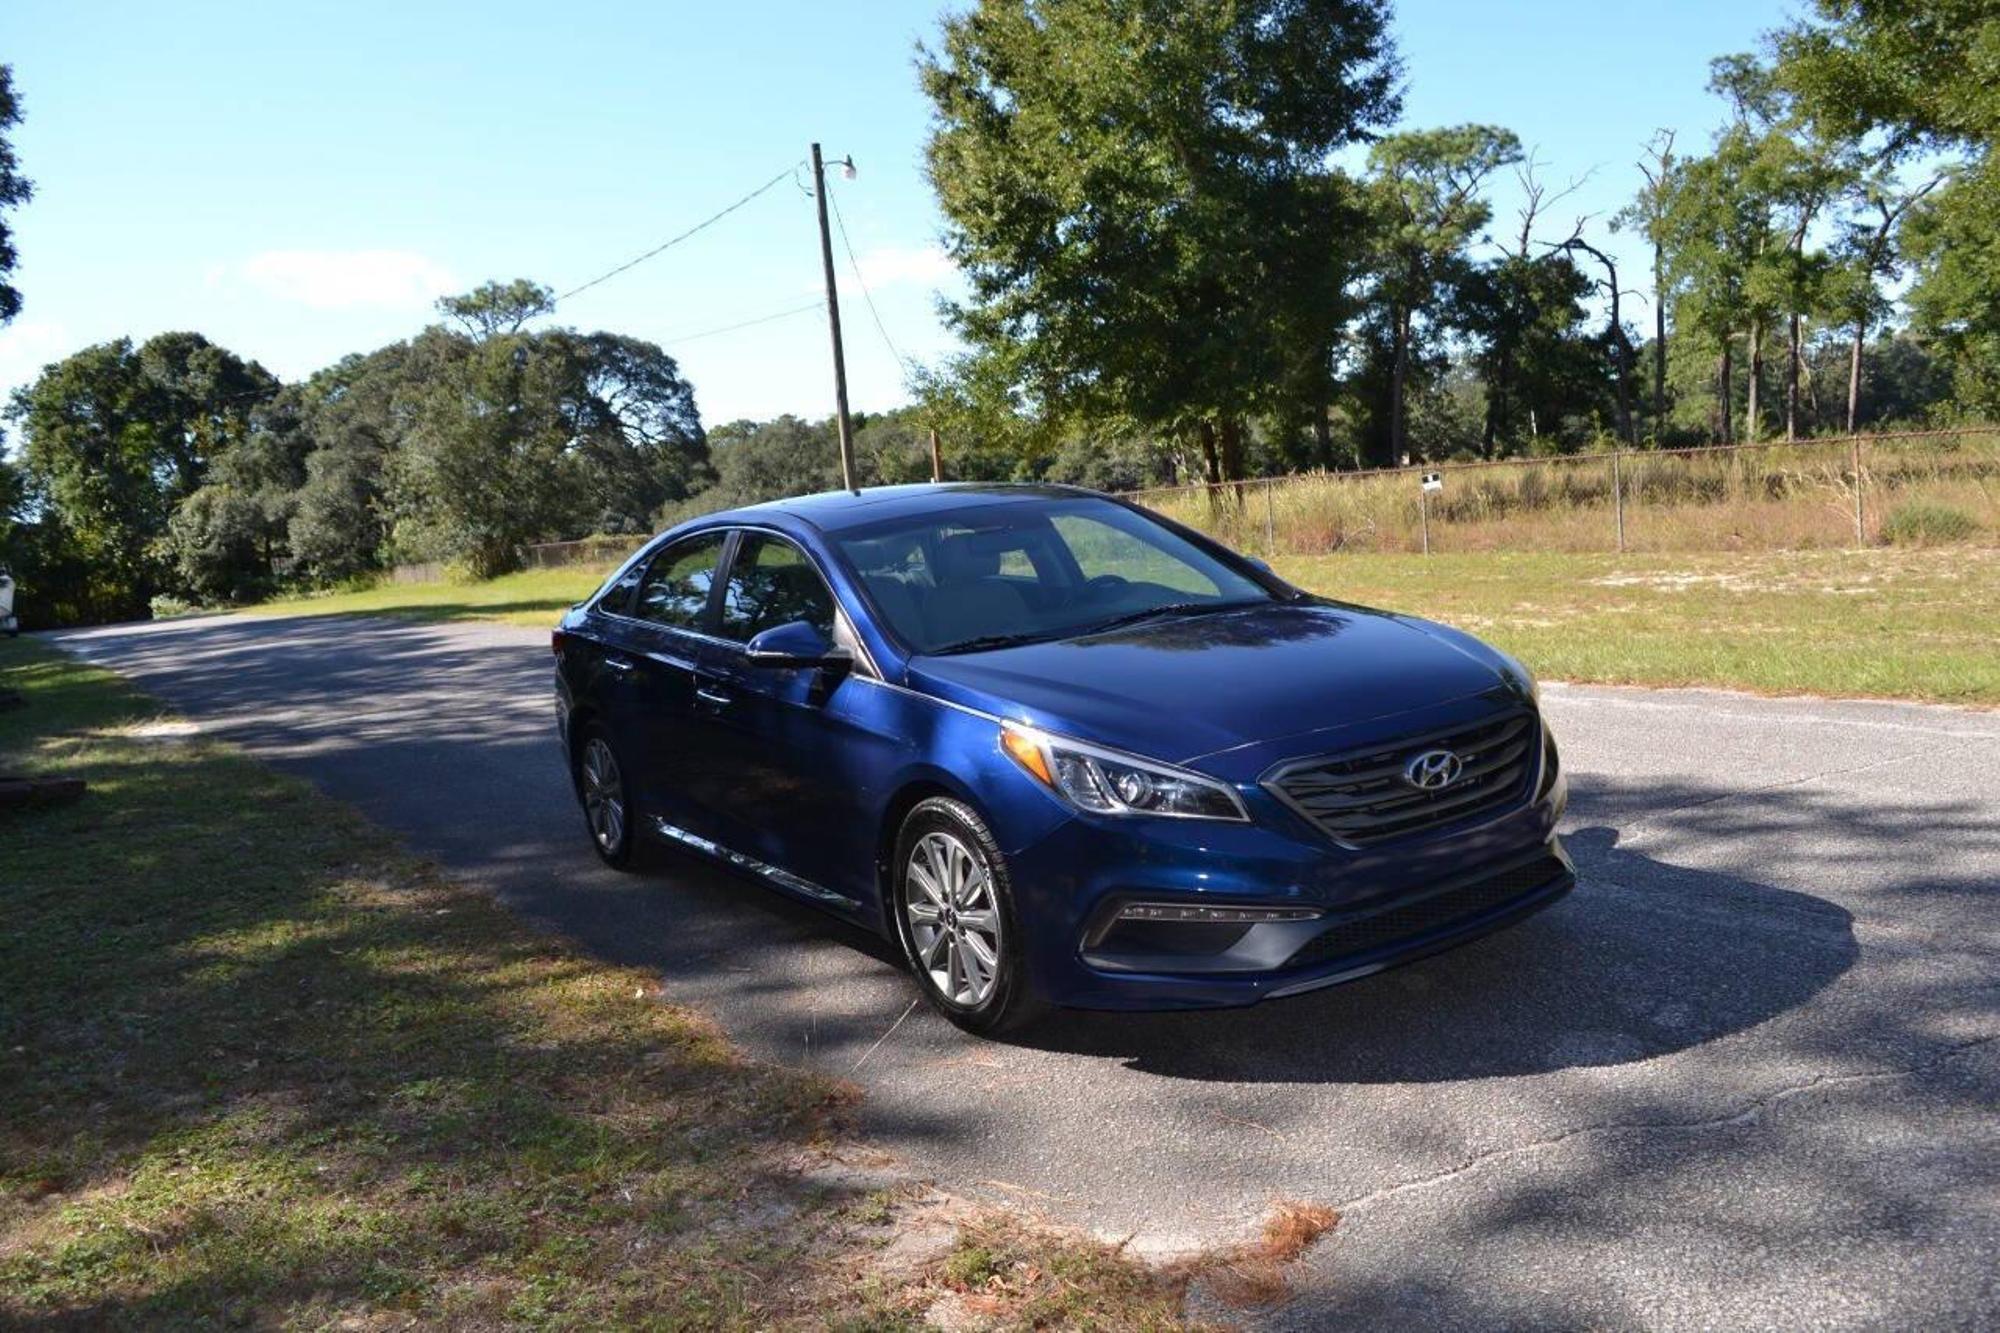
[576,725,637,869]
[893,797,1042,1036]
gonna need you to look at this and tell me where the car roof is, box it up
[719,482,1107,534]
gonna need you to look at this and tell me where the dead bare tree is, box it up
[1552,221,1640,444]
[1483,153,1594,453]
[1625,131,1677,441]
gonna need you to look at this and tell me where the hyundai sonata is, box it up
[553,484,1571,1034]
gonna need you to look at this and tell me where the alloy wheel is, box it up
[903,829,1003,1007]
[580,737,626,855]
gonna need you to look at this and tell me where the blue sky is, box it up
[2,0,1797,427]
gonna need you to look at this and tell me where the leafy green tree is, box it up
[690,416,846,512]
[382,287,709,574]
[1357,125,1521,463]
[1774,0,2000,417]
[0,65,32,325]
[285,346,410,583]
[168,388,312,599]
[166,484,271,602]
[1615,132,1680,441]
[1463,249,1604,453]
[436,279,556,340]
[920,0,1399,483]
[1658,123,1771,443]
[6,333,277,614]
[555,330,709,532]
[385,326,574,576]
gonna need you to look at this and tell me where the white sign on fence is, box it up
[1421,471,1444,493]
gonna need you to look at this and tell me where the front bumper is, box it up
[1006,735,1573,1011]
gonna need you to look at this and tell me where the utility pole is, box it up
[811,143,858,493]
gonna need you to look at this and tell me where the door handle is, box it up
[694,684,732,708]
[602,655,636,674]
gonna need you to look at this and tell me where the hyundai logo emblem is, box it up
[1403,748,1464,790]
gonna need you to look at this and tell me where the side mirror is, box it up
[745,620,851,674]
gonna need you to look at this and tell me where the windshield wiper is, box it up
[926,631,1057,656]
[927,600,1264,656]
[1078,599,1264,638]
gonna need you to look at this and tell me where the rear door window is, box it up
[633,533,728,632]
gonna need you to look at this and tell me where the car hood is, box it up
[905,600,1520,766]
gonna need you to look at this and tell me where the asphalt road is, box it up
[51,613,2000,1329]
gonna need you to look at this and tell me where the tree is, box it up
[437,279,556,340]
[1658,119,1776,443]
[920,0,1400,482]
[285,345,410,583]
[1467,154,1604,452]
[1359,125,1522,463]
[381,286,709,575]
[1829,169,1941,429]
[168,387,311,600]
[555,331,709,532]
[0,66,32,325]
[1773,0,2000,418]
[1617,132,1679,441]
[6,333,277,614]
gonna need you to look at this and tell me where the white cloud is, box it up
[0,320,74,417]
[237,249,458,311]
[851,244,956,291]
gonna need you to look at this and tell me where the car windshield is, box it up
[834,496,1275,654]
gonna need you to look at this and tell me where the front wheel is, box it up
[893,797,1042,1036]
[576,725,638,869]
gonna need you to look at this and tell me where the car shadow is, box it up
[999,816,1859,1083]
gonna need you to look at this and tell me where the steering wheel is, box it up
[1084,574,1130,597]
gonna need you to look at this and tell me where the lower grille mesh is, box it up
[1283,854,1569,970]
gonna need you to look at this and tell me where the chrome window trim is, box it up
[707,526,883,680]
[588,523,882,681]
[606,529,731,637]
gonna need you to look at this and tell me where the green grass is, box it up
[1276,546,2000,706]
[244,565,616,628]
[244,546,2000,706]
[0,639,1195,1329]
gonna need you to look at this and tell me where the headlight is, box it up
[1494,650,1539,704]
[1000,724,1247,821]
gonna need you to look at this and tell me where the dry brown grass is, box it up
[1142,430,2000,557]
[1168,1199,1343,1312]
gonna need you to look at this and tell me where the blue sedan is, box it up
[552,483,1572,1034]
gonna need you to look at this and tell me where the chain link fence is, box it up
[1123,426,2000,557]
[519,535,650,571]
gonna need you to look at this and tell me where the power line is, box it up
[825,185,911,372]
[554,164,800,305]
[661,300,825,345]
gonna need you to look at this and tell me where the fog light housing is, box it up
[1116,902,1323,924]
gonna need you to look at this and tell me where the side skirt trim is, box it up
[649,817,862,912]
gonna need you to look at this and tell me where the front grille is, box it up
[1266,707,1537,846]
[1284,854,1568,969]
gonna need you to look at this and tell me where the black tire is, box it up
[574,723,639,870]
[892,796,1044,1036]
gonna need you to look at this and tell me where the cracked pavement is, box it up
[51,613,2000,1329]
